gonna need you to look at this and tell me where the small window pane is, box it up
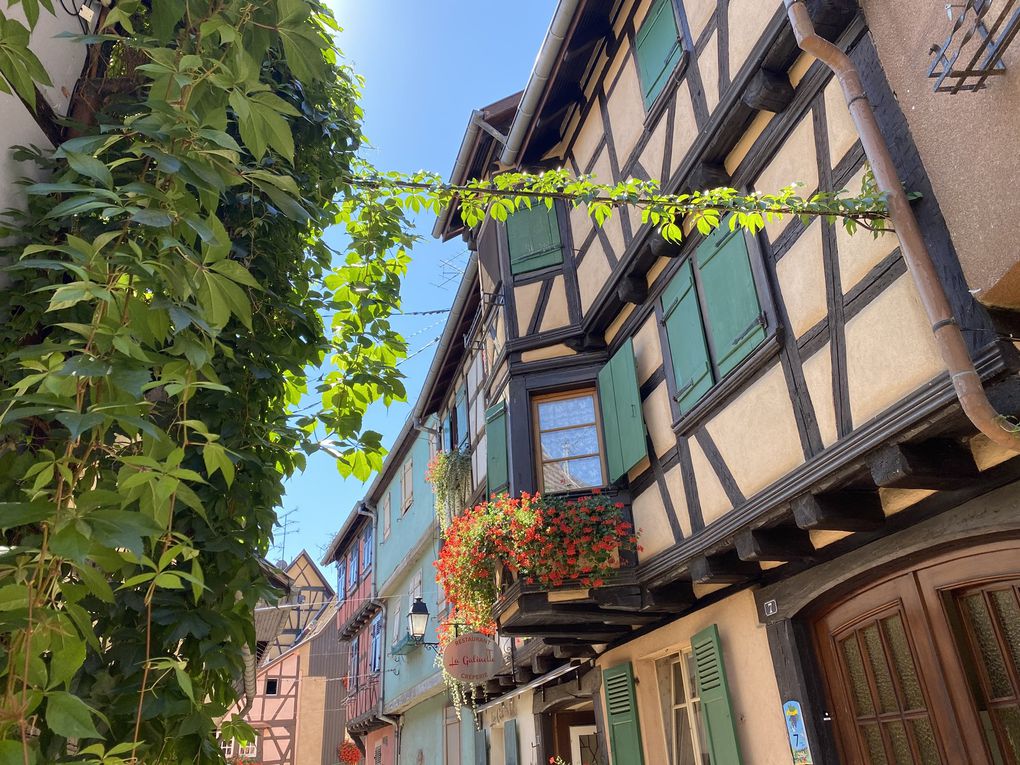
[883,720,912,763]
[674,708,695,765]
[860,723,889,764]
[672,660,686,705]
[543,457,603,492]
[882,614,925,711]
[539,426,600,460]
[862,623,899,714]
[538,396,596,430]
[840,635,875,716]
[963,593,1013,699]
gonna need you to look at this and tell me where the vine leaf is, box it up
[45,692,103,739]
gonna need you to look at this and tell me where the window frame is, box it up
[264,677,279,696]
[347,548,359,591]
[238,733,258,758]
[381,490,391,540]
[656,647,708,765]
[401,457,414,513]
[531,388,609,495]
[362,527,373,573]
[336,559,347,603]
[655,225,778,435]
[350,635,360,687]
[369,614,383,673]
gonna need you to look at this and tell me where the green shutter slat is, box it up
[692,624,743,765]
[602,662,645,765]
[608,338,647,481]
[485,402,508,495]
[508,205,563,275]
[635,0,682,108]
[663,260,713,413]
[504,719,519,765]
[698,223,765,377]
[598,361,624,483]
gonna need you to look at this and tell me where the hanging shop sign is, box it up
[442,632,500,683]
[784,700,814,764]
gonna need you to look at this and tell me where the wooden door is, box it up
[814,540,1020,765]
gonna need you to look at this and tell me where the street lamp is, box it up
[407,597,440,652]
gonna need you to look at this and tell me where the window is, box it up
[350,635,360,687]
[336,559,346,603]
[507,204,563,275]
[348,548,359,591]
[362,528,373,572]
[369,614,383,673]
[238,735,258,758]
[442,411,453,452]
[661,225,766,416]
[533,390,606,493]
[635,0,683,109]
[392,594,405,644]
[265,678,279,696]
[453,384,470,450]
[382,491,391,540]
[656,649,709,765]
[401,457,413,513]
[220,737,235,758]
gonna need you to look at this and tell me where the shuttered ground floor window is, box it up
[603,625,743,765]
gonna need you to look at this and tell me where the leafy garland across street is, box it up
[0,1,893,761]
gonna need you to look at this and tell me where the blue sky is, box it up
[275,2,557,566]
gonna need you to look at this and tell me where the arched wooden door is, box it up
[813,540,1020,764]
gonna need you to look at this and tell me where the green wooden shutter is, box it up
[598,339,648,483]
[503,719,519,765]
[507,204,563,275]
[692,624,743,765]
[485,402,508,495]
[603,662,645,765]
[662,260,713,413]
[698,224,765,377]
[474,727,488,765]
[635,0,683,108]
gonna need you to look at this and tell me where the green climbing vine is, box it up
[0,1,893,762]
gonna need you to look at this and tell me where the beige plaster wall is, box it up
[753,115,819,241]
[728,0,782,79]
[688,438,731,525]
[844,273,946,427]
[294,675,326,765]
[862,0,1020,307]
[777,220,827,338]
[577,240,613,314]
[597,588,788,765]
[606,51,646,167]
[802,343,838,448]
[632,483,676,561]
[540,275,570,332]
[705,363,806,498]
[514,281,542,334]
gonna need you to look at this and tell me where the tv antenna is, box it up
[272,509,301,566]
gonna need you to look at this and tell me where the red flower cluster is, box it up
[338,741,361,764]
[433,492,639,642]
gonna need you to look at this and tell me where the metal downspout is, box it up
[785,0,1020,452]
[498,0,583,168]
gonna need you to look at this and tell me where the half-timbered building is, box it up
[322,506,392,760]
[433,0,1020,763]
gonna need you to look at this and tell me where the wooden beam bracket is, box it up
[689,551,759,584]
[869,440,979,490]
[735,526,816,562]
[792,491,884,532]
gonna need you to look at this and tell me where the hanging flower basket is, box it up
[425,447,473,529]
[338,740,362,764]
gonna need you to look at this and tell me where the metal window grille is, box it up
[929,0,1020,92]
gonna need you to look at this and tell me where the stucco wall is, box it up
[376,430,435,585]
[398,694,448,765]
[862,0,1020,307]
[596,589,788,764]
